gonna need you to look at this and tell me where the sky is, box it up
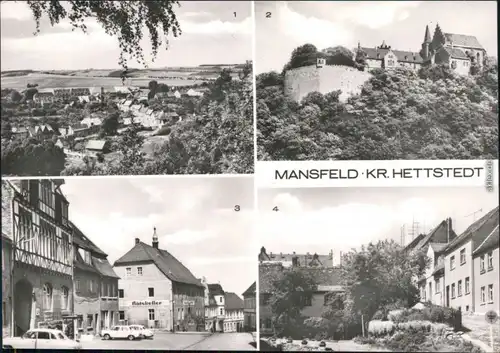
[60,176,256,297]
[258,186,499,265]
[255,1,498,73]
[0,1,252,70]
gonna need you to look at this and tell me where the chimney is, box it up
[329,249,333,260]
[152,227,159,249]
[135,238,140,244]
[260,246,266,255]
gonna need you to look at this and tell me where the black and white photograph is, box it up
[257,186,499,352]
[1,176,257,350]
[255,1,498,161]
[1,1,254,177]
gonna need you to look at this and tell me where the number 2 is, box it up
[266,12,271,18]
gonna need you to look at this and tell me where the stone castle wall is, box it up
[284,65,372,103]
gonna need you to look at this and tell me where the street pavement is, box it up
[80,332,256,350]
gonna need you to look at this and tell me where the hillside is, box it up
[257,61,498,161]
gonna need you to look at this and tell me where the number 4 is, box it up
[273,206,279,212]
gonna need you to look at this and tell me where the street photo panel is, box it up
[1,176,257,350]
[1,1,254,177]
[257,185,499,352]
[255,1,498,161]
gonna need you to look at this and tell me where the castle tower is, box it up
[420,24,432,61]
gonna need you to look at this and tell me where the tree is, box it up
[100,111,120,136]
[17,0,182,71]
[338,240,429,330]
[10,90,22,103]
[110,126,147,175]
[148,80,159,99]
[262,264,318,337]
[323,46,356,67]
[283,43,319,72]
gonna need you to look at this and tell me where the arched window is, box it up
[43,283,53,310]
[61,286,69,310]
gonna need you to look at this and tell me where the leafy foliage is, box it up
[21,0,182,71]
[257,49,499,160]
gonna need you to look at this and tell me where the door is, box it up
[446,285,450,307]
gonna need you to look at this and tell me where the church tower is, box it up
[420,24,432,61]
[152,227,159,249]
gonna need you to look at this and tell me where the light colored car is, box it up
[2,328,82,350]
[101,325,142,340]
[129,325,154,339]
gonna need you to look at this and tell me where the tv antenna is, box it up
[465,209,482,223]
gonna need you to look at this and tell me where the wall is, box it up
[244,294,256,331]
[419,247,445,306]
[444,240,473,311]
[473,247,499,314]
[2,238,12,337]
[224,309,244,332]
[13,263,73,333]
[450,58,471,76]
[173,282,205,331]
[1,181,15,239]
[115,263,173,330]
[74,268,101,333]
[301,292,328,318]
[284,64,372,103]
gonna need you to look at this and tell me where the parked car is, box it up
[129,325,154,339]
[2,329,82,350]
[101,325,142,340]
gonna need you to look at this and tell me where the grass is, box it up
[0,73,207,90]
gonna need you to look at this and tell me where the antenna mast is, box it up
[465,209,483,223]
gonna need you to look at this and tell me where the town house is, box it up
[206,283,225,332]
[71,222,119,336]
[1,179,74,336]
[223,292,244,332]
[242,282,256,332]
[443,207,499,313]
[113,228,205,331]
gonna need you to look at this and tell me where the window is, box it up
[219,297,223,303]
[137,267,143,275]
[126,267,131,276]
[458,280,462,297]
[75,280,80,292]
[451,60,457,69]
[450,256,455,270]
[38,331,51,339]
[460,248,466,264]
[466,305,469,312]
[488,284,494,303]
[387,59,395,66]
[118,289,124,298]
[480,255,485,273]
[487,251,493,270]
[220,308,224,316]
[39,180,55,217]
[465,277,470,294]
[2,302,6,327]
[481,286,486,304]
[89,279,95,293]
[148,309,155,320]
[40,219,56,260]
[43,283,53,310]
[451,283,456,298]
[61,286,69,310]
[148,288,154,297]
[119,311,125,320]
[435,279,441,293]
[422,286,426,301]
[302,294,312,306]
[429,282,432,298]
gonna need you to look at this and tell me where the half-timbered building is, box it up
[1,179,74,336]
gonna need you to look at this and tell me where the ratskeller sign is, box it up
[131,300,163,306]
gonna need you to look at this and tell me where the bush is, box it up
[430,323,449,337]
[155,126,171,136]
[368,320,395,337]
[396,320,432,334]
[386,331,427,352]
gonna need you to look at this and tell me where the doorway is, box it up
[14,279,33,336]
[446,285,450,307]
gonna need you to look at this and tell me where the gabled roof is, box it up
[405,219,455,252]
[440,47,470,60]
[258,247,332,268]
[242,282,256,297]
[225,292,244,310]
[85,140,107,150]
[444,33,483,49]
[114,240,203,287]
[473,225,499,256]
[446,207,499,253]
[70,221,108,257]
[208,283,225,295]
[360,47,423,63]
[93,256,120,279]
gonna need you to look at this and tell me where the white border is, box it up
[256,160,499,188]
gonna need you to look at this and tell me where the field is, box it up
[0,73,208,90]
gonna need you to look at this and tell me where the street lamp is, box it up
[11,234,36,337]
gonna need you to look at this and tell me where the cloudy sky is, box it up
[258,186,498,264]
[255,1,498,73]
[61,176,256,297]
[1,1,251,70]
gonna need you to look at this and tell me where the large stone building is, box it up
[443,207,498,313]
[113,228,205,331]
[358,40,423,70]
[420,24,487,75]
[71,222,119,335]
[223,292,244,332]
[258,247,343,336]
[242,282,256,332]
[1,180,74,336]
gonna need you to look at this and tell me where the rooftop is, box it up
[225,292,244,310]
